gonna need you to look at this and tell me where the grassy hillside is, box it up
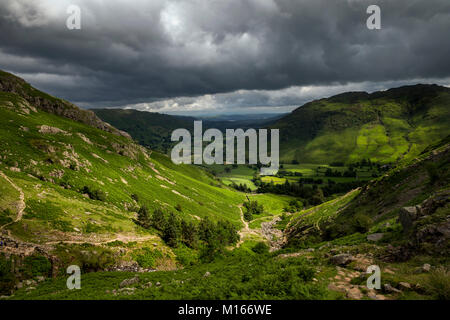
[273,84,450,164]
[0,72,263,291]
[285,135,450,251]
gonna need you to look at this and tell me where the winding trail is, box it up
[0,171,25,230]
[44,234,157,246]
[0,170,158,250]
[236,204,259,247]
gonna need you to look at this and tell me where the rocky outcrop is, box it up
[385,191,450,261]
[330,254,354,266]
[399,206,420,233]
[0,70,131,139]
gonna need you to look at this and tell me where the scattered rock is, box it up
[368,293,388,300]
[330,254,354,266]
[38,125,68,135]
[384,283,402,294]
[119,276,140,288]
[422,263,431,272]
[398,282,411,290]
[346,287,363,300]
[383,268,395,275]
[352,254,373,272]
[118,287,136,295]
[367,233,384,242]
[204,271,211,277]
[156,282,161,287]
[24,280,36,286]
[327,283,346,293]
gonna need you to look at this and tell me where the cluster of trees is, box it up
[276,170,303,177]
[283,199,303,213]
[324,168,357,178]
[322,180,365,196]
[257,180,325,206]
[329,161,345,167]
[242,200,264,221]
[137,206,239,254]
[297,177,324,184]
[348,158,374,168]
[230,182,252,193]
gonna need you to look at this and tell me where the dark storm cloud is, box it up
[0,0,449,111]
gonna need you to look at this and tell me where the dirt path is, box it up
[44,234,158,246]
[235,200,283,250]
[0,171,25,230]
[236,205,260,247]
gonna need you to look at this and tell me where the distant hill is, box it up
[93,109,196,152]
[272,84,450,164]
[93,109,283,153]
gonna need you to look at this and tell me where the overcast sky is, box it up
[1,0,449,115]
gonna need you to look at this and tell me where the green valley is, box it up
[0,71,449,301]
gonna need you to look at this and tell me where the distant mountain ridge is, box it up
[272,84,450,164]
[93,109,283,152]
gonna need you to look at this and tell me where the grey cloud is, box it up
[0,0,449,111]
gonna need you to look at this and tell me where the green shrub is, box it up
[81,186,106,201]
[426,267,450,300]
[21,255,52,277]
[173,246,198,266]
[0,255,15,295]
[352,213,373,233]
[425,163,439,184]
[133,248,164,269]
[252,242,269,254]
[137,205,151,228]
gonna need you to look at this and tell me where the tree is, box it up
[151,208,167,231]
[181,220,197,248]
[198,217,215,243]
[243,200,264,221]
[163,212,180,247]
[137,205,151,228]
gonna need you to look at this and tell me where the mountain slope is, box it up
[273,84,450,164]
[285,135,450,254]
[0,71,130,139]
[0,72,248,282]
